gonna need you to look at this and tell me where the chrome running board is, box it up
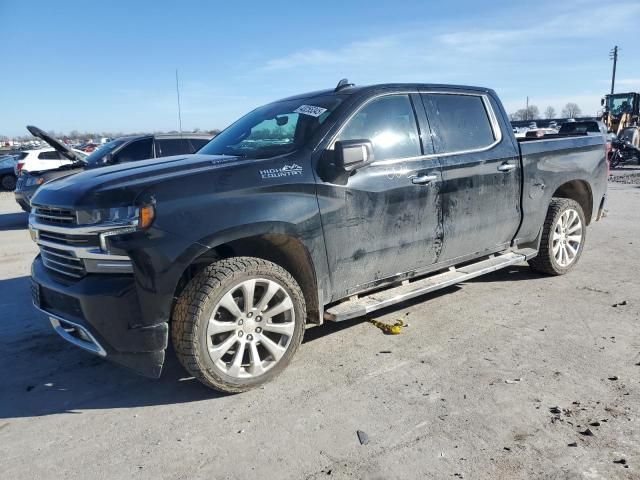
[324,249,537,322]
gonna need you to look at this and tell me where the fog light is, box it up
[29,226,39,242]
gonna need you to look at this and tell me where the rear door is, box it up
[420,90,521,262]
[316,92,443,299]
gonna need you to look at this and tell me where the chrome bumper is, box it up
[35,305,107,357]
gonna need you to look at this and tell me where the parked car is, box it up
[28,81,607,393]
[0,155,18,190]
[15,128,212,211]
[13,147,87,176]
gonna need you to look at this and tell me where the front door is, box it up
[420,91,522,262]
[316,93,443,300]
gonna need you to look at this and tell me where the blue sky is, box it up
[1,0,639,137]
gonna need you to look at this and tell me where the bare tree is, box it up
[544,106,556,119]
[510,105,540,121]
[561,103,582,118]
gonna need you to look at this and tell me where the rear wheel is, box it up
[529,198,586,276]
[1,175,16,191]
[171,257,306,393]
[609,151,621,168]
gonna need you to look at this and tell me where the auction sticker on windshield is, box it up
[294,105,327,117]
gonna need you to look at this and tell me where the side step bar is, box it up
[324,249,537,322]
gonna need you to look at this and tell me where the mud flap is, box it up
[109,350,166,378]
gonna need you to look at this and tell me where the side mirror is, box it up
[334,139,374,172]
[600,98,605,107]
[103,152,114,165]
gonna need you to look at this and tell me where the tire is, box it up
[529,198,586,276]
[171,257,306,393]
[1,175,16,191]
[609,152,621,169]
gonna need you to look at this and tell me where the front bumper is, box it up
[31,256,168,378]
[14,184,35,212]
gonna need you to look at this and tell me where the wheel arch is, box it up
[172,230,322,325]
[551,179,594,225]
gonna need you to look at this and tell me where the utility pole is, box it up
[610,46,618,95]
[525,96,529,121]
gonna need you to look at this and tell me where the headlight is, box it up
[25,176,44,187]
[78,205,155,253]
[76,205,154,228]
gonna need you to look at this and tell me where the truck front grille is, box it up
[40,245,86,278]
[38,230,98,248]
[33,205,77,226]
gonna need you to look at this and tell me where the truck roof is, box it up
[276,83,492,102]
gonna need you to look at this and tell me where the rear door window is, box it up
[112,138,153,163]
[336,94,422,161]
[156,138,192,157]
[421,94,496,154]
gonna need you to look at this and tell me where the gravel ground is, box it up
[0,181,638,479]
[610,173,640,185]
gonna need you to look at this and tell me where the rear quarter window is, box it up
[37,151,62,160]
[421,94,497,154]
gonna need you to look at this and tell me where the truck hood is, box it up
[26,125,86,163]
[31,154,243,208]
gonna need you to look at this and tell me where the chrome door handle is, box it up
[411,174,438,185]
[497,163,517,172]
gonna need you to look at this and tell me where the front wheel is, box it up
[529,198,586,276]
[171,257,306,393]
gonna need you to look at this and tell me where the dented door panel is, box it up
[316,156,443,300]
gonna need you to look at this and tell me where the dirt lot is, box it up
[1,176,639,480]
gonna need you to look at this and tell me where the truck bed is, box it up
[514,133,607,246]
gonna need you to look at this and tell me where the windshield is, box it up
[84,139,126,167]
[606,94,635,115]
[198,96,343,159]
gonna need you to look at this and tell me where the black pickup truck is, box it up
[28,81,607,392]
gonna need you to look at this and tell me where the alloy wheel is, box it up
[206,278,296,379]
[552,208,583,267]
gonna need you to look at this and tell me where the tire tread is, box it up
[529,198,585,276]
[171,256,305,393]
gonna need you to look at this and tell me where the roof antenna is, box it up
[175,69,183,137]
[335,78,355,92]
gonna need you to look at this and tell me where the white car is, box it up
[14,147,87,175]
